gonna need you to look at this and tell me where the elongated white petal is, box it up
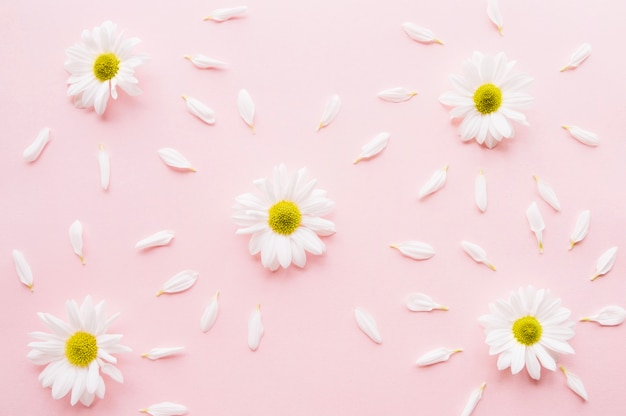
[461,241,496,270]
[401,22,444,44]
[12,249,34,291]
[580,305,626,326]
[238,89,255,132]
[157,148,196,172]
[560,43,592,72]
[390,241,435,260]
[98,144,110,190]
[354,307,382,344]
[141,347,185,360]
[135,230,175,250]
[377,87,417,103]
[526,202,545,253]
[23,127,51,162]
[157,270,198,296]
[560,366,588,401]
[534,176,560,211]
[201,291,220,332]
[418,165,447,199]
[562,125,599,146]
[141,402,188,416]
[416,347,462,366]
[317,94,341,131]
[569,210,590,250]
[69,220,85,264]
[248,304,264,351]
[184,54,227,69]
[461,383,486,416]
[182,96,215,125]
[591,246,618,281]
[487,0,503,34]
[354,132,390,164]
[475,170,487,212]
[406,293,447,312]
[203,5,247,22]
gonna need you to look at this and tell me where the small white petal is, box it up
[135,230,175,250]
[157,148,196,172]
[184,54,227,69]
[487,0,503,34]
[591,246,618,281]
[406,293,447,312]
[98,144,110,191]
[560,43,592,72]
[203,6,248,22]
[69,220,85,264]
[23,127,51,162]
[418,165,448,199]
[248,304,264,351]
[569,210,590,250]
[581,305,626,326]
[390,241,435,260]
[562,125,599,146]
[157,270,198,296]
[141,347,185,360]
[416,347,462,366]
[200,291,220,332]
[534,176,560,211]
[461,383,486,416]
[353,132,390,164]
[560,366,588,401]
[475,170,487,212]
[377,87,417,103]
[182,96,215,125]
[317,94,341,131]
[461,241,496,271]
[141,402,188,416]
[401,22,444,44]
[526,202,545,253]
[354,307,382,344]
[238,89,255,132]
[12,249,34,291]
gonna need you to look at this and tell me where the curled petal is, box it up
[238,89,255,132]
[401,22,443,44]
[182,96,215,125]
[591,246,618,281]
[569,210,590,250]
[354,307,382,344]
[23,127,51,162]
[562,125,599,146]
[317,94,341,131]
[203,6,247,22]
[533,175,560,211]
[69,220,85,265]
[200,291,220,332]
[416,347,462,366]
[140,402,188,416]
[12,249,34,291]
[141,347,185,360]
[184,54,227,69]
[248,304,264,351]
[560,366,588,401]
[461,240,496,270]
[418,165,447,199]
[580,305,626,326]
[406,293,447,312]
[157,270,198,296]
[461,383,486,416]
[487,0,503,34]
[353,132,390,164]
[526,202,545,253]
[157,148,196,172]
[475,170,487,212]
[135,230,175,250]
[560,43,592,72]
[377,87,417,103]
[390,241,435,260]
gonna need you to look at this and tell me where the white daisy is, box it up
[439,52,533,149]
[65,21,148,115]
[479,286,575,380]
[233,164,335,271]
[27,296,131,406]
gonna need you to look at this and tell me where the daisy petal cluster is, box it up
[479,286,575,380]
[440,52,533,149]
[27,296,130,406]
[233,164,335,271]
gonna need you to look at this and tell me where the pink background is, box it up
[1,0,625,414]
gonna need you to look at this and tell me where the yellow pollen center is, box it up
[512,316,543,346]
[268,200,302,235]
[93,52,120,82]
[473,83,502,114]
[65,331,98,367]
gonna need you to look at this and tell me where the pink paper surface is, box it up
[2,0,625,414]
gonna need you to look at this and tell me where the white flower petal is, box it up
[97,144,110,191]
[487,0,503,34]
[354,307,382,344]
[560,366,588,401]
[135,230,175,250]
[12,249,34,291]
[23,127,51,162]
[238,89,255,132]
[416,347,462,366]
[248,304,264,351]
[182,96,215,125]
[200,291,220,332]
[526,202,545,253]
[580,305,626,326]
[157,270,198,296]
[377,87,417,103]
[157,148,196,172]
[69,220,85,264]
[141,347,185,360]
[475,170,487,212]
[184,54,227,69]
[569,210,590,250]
[591,246,618,281]
[534,176,560,211]
[99,361,123,383]
[418,164,447,199]
[461,240,496,270]
[203,6,247,22]
[560,43,592,72]
[401,22,444,44]
[141,402,188,416]
[562,125,599,146]
[317,94,341,131]
[461,383,486,416]
[353,132,390,164]
[390,241,435,260]
[406,293,447,312]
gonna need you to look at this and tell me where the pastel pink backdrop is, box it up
[1,0,625,415]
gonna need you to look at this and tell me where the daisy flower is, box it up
[27,296,130,406]
[65,21,149,115]
[233,164,335,271]
[439,52,533,149]
[479,286,575,380]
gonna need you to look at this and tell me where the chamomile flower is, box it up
[479,286,575,380]
[27,296,130,406]
[65,21,149,115]
[233,164,335,271]
[439,52,532,149]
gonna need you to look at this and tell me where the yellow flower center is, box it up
[512,316,543,346]
[473,83,502,114]
[268,200,301,235]
[65,331,98,367]
[93,52,120,82]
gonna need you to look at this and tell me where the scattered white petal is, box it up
[461,383,486,416]
[377,87,417,103]
[569,210,590,250]
[248,304,264,351]
[561,43,592,72]
[475,170,487,212]
[487,0,503,35]
[416,347,462,366]
[562,125,599,146]
[533,175,560,211]
[141,402,188,416]
[141,347,185,360]
[238,89,255,133]
[23,127,51,162]
[184,54,227,69]
[157,270,198,296]
[406,293,447,312]
[580,305,626,326]
[390,241,435,260]
[98,144,110,191]
[69,220,85,265]
[418,164,448,199]
[354,307,382,344]
[560,366,588,401]
[526,202,545,253]
[591,246,618,281]
[401,22,444,44]
[157,148,196,172]
[317,94,341,131]
[135,230,175,250]
[200,291,220,332]
[203,5,247,22]
[353,132,390,164]
[12,249,34,291]
[461,241,496,271]
[182,96,215,125]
